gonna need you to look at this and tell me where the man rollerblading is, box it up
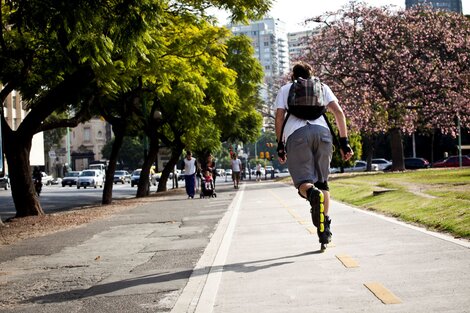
[275,62,353,252]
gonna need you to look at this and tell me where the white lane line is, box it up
[170,185,244,313]
[194,185,244,313]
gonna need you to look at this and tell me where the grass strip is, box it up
[328,168,470,239]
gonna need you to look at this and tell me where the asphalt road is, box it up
[0,173,287,221]
[0,180,179,221]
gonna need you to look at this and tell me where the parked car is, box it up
[62,171,81,187]
[0,175,10,190]
[371,158,392,171]
[131,169,149,187]
[404,157,430,169]
[344,160,379,172]
[329,167,341,174]
[225,169,233,176]
[265,166,274,174]
[77,169,104,189]
[40,172,54,185]
[113,170,131,184]
[433,155,470,168]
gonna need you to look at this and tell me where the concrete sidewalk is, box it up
[172,181,470,313]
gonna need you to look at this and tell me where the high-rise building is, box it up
[227,18,289,129]
[287,29,320,64]
[228,18,289,77]
[405,0,462,13]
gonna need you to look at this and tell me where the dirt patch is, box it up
[0,189,184,246]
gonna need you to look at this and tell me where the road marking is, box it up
[336,254,359,268]
[364,282,402,304]
[171,185,245,313]
[193,184,245,313]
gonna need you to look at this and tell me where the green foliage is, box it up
[101,136,144,170]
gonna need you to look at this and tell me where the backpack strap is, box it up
[278,111,290,145]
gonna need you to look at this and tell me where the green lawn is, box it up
[327,168,470,239]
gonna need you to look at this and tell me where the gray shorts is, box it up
[285,124,333,189]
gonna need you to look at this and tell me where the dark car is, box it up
[0,175,10,190]
[433,156,470,168]
[62,171,81,187]
[404,157,430,169]
[114,170,131,184]
[131,169,141,187]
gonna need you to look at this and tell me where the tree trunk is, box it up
[157,146,183,192]
[102,128,125,204]
[4,129,44,217]
[364,134,374,171]
[136,136,158,198]
[390,128,405,171]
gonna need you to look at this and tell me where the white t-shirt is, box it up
[184,157,197,175]
[231,158,242,172]
[275,82,338,143]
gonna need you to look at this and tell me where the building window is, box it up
[84,128,91,142]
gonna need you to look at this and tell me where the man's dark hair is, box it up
[292,62,313,81]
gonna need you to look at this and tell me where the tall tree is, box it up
[303,4,470,170]
[0,0,271,216]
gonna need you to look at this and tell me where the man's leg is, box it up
[299,182,332,245]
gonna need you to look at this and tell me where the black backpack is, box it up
[279,77,339,150]
[287,77,326,120]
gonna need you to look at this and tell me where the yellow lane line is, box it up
[335,254,359,268]
[364,282,402,304]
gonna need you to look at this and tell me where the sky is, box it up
[214,0,470,33]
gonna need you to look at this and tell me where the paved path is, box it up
[172,181,470,313]
[0,181,469,312]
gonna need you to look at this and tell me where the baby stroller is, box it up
[200,177,216,198]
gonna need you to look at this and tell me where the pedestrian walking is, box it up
[255,163,262,182]
[275,61,353,250]
[231,153,242,189]
[183,150,197,199]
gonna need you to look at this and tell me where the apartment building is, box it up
[405,0,463,13]
[287,29,320,64]
[1,90,45,173]
[59,118,112,171]
[227,17,289,128]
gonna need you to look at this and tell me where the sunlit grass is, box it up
[328,168,470,239]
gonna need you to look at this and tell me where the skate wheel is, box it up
[320,203,324,213]
[320,214,324,223]
[320,243,327,252]
[319,224,325,232]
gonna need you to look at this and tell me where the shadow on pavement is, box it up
[27,251,318,304]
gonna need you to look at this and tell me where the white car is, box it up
[372,158,392,171]
[344,160,379,172]
[40,172,54,185]
[77,169,104,189]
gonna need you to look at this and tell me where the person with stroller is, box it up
[231,153,242,189]
[201,153,217,186]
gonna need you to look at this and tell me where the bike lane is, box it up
[173,181,470,313]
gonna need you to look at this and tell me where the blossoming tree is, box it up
[302,4,470,170]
